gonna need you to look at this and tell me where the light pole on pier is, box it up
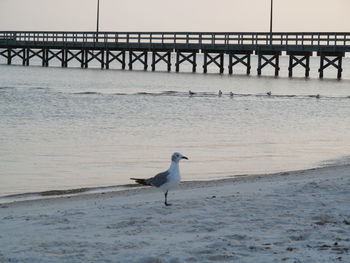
[96,0,100,33]
[270,0,273,33]
[269,0,273,44]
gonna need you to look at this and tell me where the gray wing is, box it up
[147,170,169,187]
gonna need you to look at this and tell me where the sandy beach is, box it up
[0,165,349,263]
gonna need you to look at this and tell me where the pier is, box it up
[0,31,350,78]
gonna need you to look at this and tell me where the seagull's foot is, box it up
[165,202,172,207]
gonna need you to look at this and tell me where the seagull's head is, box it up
[171,152,188,163]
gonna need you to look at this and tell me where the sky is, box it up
[0,0,350,32]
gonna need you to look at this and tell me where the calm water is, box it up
[1,55,350,197]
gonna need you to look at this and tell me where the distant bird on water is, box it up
[309,94,320,99]
[229,91,234,97]
[188,90,196,96]
[131,152,188,206]
[218,90,223,97]
[266,91,272,96]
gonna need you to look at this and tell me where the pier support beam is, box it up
[105,50,125,69]
[202,51,224,74]
[25,49,46,66]
[44,49,65,67]
[5,48,26,66]
[287,51,312,77]
[129,51,148,70]
[43,49,49,66]
[151,50,171,71]
[65,50,84,68]
[318,52,344,79]
[256,51,281,76]
[7,48,12,65]
[83,49,105,69]
[175,50,197,73]
[227,51,252,75]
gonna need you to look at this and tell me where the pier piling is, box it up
[227,51,252,75]
[129,51,148,70]
[105,50,126,70]
[203,51,224,74]
[287,51,312,77]
[151,50,172,72]
[175,51,197,73]
[256,51,281,76]
[318,52,344,79]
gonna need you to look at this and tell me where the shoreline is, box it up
[1,163,349,262]
[1,162,348,206]
[0,163,340,205]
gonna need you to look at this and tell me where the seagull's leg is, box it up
[164,191,172,206]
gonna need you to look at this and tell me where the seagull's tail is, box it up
[130,178,151,186]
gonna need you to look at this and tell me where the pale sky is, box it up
[0,0,349,32]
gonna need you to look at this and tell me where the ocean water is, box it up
[1,54,350,198]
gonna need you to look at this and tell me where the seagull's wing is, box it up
[147,170,169,187]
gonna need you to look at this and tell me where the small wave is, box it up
[112,92,128,96]
[135,92,153,95]
[0,187,90,200]
[135,91,181,96]
[274,94,297,98]
[30,87,49,90]
[0,86,15,90]
[0,184,143,204]
[40,188,89,196]
[73,91,102,95]
[192,92,217,97]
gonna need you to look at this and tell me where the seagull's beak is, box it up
[182,156,189,160]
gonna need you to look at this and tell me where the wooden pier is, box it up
[0,31,350,78]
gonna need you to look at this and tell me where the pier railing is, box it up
[1,31,350,47]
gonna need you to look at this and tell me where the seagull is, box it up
[189,90,196,96]
[266,91,272,96]
[229,91,234,98]
[218,90,223,97]
[309,94,320,99]
[131,152,188,206]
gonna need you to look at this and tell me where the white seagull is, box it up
[131,152,188,206]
